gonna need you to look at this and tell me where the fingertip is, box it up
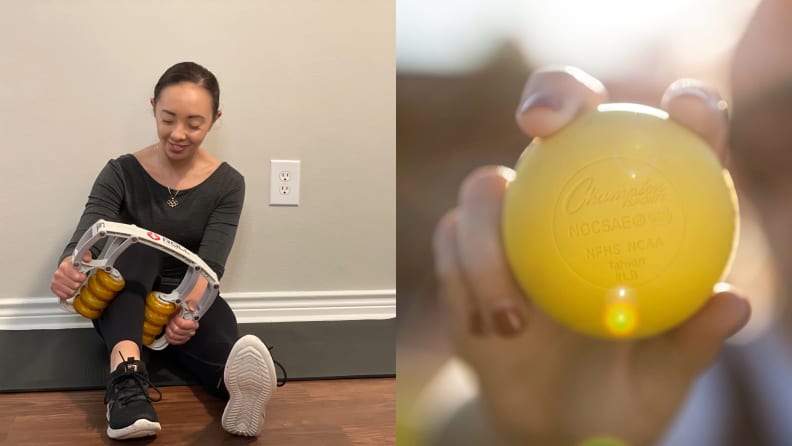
[712,291,752,338]
[515,66,608,138]
[668,289,752,374]
[661,80,729,163]
[458,166,512,210]
[682,290,751,339]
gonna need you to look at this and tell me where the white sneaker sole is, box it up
[221,334,277,436]
[106,407,161,440]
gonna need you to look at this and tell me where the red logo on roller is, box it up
[147,232,161,241]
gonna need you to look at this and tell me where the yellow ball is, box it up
[502,104,739,338]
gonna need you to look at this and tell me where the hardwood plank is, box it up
[0,379,394,446]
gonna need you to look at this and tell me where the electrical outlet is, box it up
[270,160,300,206]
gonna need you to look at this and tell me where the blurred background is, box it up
[396,0,778,443]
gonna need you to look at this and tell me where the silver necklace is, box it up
[166,187,180,208]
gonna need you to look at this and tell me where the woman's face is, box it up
[152,82,217,162]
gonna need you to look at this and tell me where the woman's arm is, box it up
[197,170,245,279]
[59,160,125,263]
[166,169,245,345]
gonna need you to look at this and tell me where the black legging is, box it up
[92,243,237,400]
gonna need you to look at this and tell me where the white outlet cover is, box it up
[270,160,300,206]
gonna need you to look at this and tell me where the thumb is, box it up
[666,288,751,375]
[82,251,93,262]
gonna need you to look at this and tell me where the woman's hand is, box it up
[432,66,750,445]
[164,275,208,345]
[50,252,91,300]
[165,310,199,345]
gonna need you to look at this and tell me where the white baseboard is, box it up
[0,289,396,330]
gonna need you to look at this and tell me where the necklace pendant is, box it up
[167,197,179,208]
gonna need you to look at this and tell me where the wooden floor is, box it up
[0,378,395,446]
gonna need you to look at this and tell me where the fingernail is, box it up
[470,310,484,336]
[518,92,562,115]
[493,304,525,336]
[665,83,727,115]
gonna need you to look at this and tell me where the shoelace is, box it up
[268,346,287,387]
[105,354,163,407]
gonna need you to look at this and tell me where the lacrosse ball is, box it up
[502,103,739,338]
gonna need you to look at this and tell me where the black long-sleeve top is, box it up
[60,154,245,291]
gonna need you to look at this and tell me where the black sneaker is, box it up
[104,356,162,439]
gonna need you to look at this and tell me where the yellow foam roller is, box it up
[143,319,163,337]
[144,305,171,326]
[75,285,106,312]
[95,268,125,292]
[86,275,116,301]
[146,292,176,315]
[73,294,102,319]
[142,334,155,346]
